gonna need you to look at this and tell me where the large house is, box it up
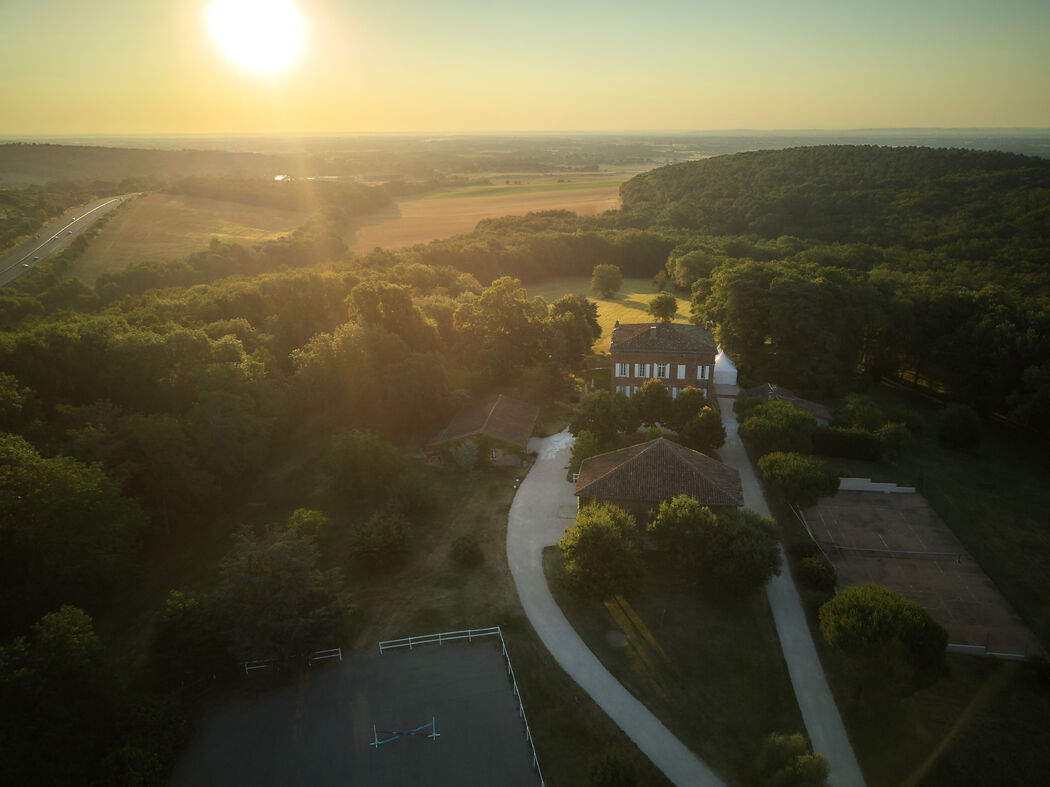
[574,437,743,525]
[609,321,717,400]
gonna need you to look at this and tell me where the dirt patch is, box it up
[348,186,621,253]
[804,490,1041,656]
[72,193,307,282]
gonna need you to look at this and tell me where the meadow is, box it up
[526,276,693,352]
[71,193,308,283]
[347,180,622,253]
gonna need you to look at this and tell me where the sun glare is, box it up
[206,0,305,74]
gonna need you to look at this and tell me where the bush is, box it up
[812,426,880,460]
[350,512,410,569]
[754,732,830,787]
[820,584,948,695]
[937,403,981,451]
[875,421,913,463]
[738,401,817,456]
[559,504,642,599]
[450,533,484,569]
[733,394,766,420]
[758,452,840,508]
[797,555,837,594]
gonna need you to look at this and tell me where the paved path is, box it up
[718,393,866,787]
[506,430,724,787]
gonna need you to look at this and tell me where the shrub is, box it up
[350,512,410,568]
[758,452,840,508]
[559,504,642,599]
[936,403,981,451]
[450,533,484,569]
[738,401,817,456]
[797,555,837,594]
[812,426,880,460]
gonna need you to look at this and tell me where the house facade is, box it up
[609,321,717,400]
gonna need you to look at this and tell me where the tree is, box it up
[679,406,726,454]
[647,291,678,322]
[591,264,623,298]
[569,430,601,476]
[738,400,817,456]
[819,584,947,695]
[633,378,672,427]
[568,390,639,448]
[287,508,328,541]
[550,293,601,367]
[350,512,411,570]
[669,386,709,431]
[326,429,406,510]
[647,497,781,593]
[453,276,548,380]
[754,732,830,787]
[559,504,642,599]
[0,433,143,633]
[758,452,839,508]
[218,524,350,660]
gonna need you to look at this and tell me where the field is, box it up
[347,180,622,254]
[70,193,309,282]
[526,277,693,353]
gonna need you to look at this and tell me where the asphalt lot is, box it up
[0,193,136,287]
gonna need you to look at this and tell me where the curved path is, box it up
[717,392,866,787]
[506,430,724,787]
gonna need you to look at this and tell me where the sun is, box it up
[206,0,305,74]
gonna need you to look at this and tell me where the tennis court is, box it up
[171,637,540,786]
[804,489,1041,657]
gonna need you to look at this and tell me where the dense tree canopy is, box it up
[559,504,643,599]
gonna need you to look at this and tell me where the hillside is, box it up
[621,145,1050,267]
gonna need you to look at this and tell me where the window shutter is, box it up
[677,364,686,379]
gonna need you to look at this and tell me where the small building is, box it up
[427,394,539,468]
[609,321,717,400]
[742,383,832,425]
[713,347,738,386]
[574,437,743,525]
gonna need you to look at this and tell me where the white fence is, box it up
[378,626,544,786]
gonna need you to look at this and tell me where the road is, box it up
[0,194,136,287]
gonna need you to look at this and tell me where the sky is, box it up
[1,0,1048,135]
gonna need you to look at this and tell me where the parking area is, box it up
[172,640,539,787]
[804,490,1041,657]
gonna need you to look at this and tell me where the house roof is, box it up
[609,322,717,355]
[742,383,832,423]
[574,437,743,507]
[430,394,539,450]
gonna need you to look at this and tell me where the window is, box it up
[671,387,679,399]
[615,385,627,395]
[654,363,670,379]
[615,362,629,377]
[697,365,710,381]
[677,364,686,379]
[632,386,640,395]
[634,363,650,378]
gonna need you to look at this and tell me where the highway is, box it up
[0,193,137,287]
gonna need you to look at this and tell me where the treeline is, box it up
[0,182,120,250]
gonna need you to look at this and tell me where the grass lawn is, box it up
[527,277,693,353]
[545,549,805,786]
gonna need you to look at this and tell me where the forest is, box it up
[1,143,1048,782]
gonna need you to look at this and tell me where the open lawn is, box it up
[347,183,621,254]
[527,277,693,353]
[545,549,805,786]
[70,193,308,282]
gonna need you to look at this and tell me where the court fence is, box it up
[378,626,544,787]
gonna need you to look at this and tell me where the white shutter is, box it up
[677,364,686,379]
[697,365,703,380]
[644,363,651,378]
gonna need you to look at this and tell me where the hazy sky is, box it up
[2,0,1048,134]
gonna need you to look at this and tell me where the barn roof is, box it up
[430,395,538,450]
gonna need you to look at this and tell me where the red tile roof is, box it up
[610,322,716,355]
[430,394,538,450]
[574,437,743,507]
